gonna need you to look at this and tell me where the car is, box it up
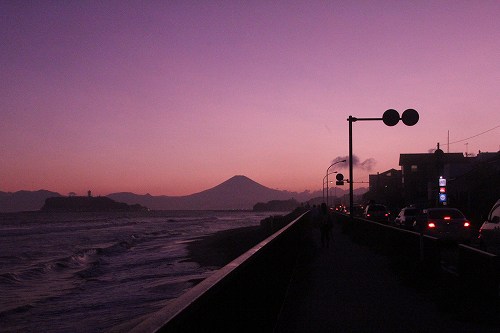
[394,206,422,229]
[363,204,390,223]
[414,207,472,243]
[478,199,500,252]
[334,204,347,214]
[345,204,364,217]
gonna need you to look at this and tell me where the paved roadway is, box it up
[273,221,498,333]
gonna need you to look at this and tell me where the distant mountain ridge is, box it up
[107,175,292,210]
[41,196,148,212]
[1,175,367,212]
[0,190,61,213]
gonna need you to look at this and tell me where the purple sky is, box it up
[1,1,499,196]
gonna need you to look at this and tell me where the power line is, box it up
[447,124,500,145]
[430,124,500,150]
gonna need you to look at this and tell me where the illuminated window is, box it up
[411,165,418,172]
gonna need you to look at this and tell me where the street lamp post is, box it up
[326,160,346,207]
[323,171,337,204]
[348,109,419,220]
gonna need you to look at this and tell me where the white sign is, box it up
[439,178,446,186]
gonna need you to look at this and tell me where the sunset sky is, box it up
[1,1,499,197]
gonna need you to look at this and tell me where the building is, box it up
[399,152,467,207]
[365,151,499,221]
[399,151,499,220]
[364,168,403,209]
[446,152,500,221]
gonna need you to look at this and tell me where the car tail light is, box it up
[444,216,451,220]
[428,222,436,228]
[464,221,471,227]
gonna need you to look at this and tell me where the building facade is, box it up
[365,168,403,209]
[398,151,499,219]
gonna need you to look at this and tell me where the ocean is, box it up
[0,210,275,332]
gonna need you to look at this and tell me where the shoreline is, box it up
[184,225,273,268]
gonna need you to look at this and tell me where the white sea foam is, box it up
[0,210,277,333]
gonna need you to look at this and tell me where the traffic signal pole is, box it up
[347,109,419,222]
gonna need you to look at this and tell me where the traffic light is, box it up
[336,173,344,186]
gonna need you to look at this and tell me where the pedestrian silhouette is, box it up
[319,203,333,248]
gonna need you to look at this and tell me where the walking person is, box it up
[319,203,333,248]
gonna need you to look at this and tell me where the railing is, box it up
[338,213,441,272]
[130,211,310,333]
[337,212,500,308]
[458,244,499,304]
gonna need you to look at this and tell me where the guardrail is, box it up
[130,211,310,333]
[337,212,499,309]
[336,213,441,272]
[458,244,499,305]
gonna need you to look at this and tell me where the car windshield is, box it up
[490,204,500,221]
[427,209,464,219]
[369,205,387,212]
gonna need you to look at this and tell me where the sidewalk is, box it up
[274,222,496,332]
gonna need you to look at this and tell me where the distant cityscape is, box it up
[362,151,499,223]
[1,151,498,218]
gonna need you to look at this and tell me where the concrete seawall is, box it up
[131,211,500,332]
[130,211,310,332]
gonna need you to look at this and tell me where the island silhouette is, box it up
[1,175,368,212]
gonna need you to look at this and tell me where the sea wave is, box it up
[0,210,268,333]
[0,303,35,317]
[0,272,22,284]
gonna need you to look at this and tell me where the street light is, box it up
[326,159,347,207]
[323,172,335,201]
[347,109,419,219]
[323,171,338,204]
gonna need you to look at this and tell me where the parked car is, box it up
[363,204,390,223]
[414,207,472,243]
[394,206,422,229]
[478,199,500,252]
[347,204,365,217]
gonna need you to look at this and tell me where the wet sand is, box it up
[185,225,273,268]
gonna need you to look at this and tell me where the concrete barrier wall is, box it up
[337,212,499,305]
[458,244,499,305]
[131,210,498,332]
[336,213,441,273]
[130,211,310,333]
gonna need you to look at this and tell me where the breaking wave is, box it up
[0,210,267,333]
